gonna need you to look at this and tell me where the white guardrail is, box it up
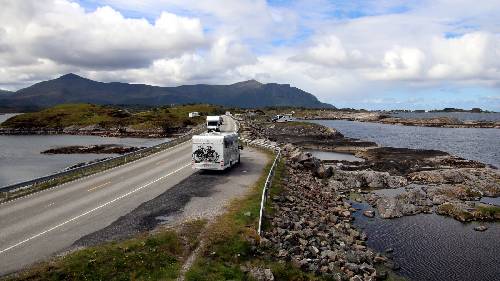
[235,122,280,236]
[0,125,205,195]
[256,148,280,236]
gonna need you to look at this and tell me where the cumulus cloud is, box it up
[0,0,499,110]
[429,32,500,81]
[291,35,375,68]
[0,0,205,71]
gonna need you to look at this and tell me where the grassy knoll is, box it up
[4,220,206,281]
[1,103,224,130]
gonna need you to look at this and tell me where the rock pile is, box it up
[263,144,390,280]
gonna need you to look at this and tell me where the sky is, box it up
[0,0,499,110]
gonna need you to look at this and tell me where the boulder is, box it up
[249,267,275,281]
[474,225,488,232]
[376,198,403,218]
[363,210,375,218]
[314,165,333,178]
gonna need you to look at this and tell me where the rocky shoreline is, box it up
[239,119,498,279]
[0,125,193,138]
[262,146,394,280]
[248,121,499,223]
[41,144,145,155]
[300,111,500,128]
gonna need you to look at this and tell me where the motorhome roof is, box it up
[195,132,236,137]
[206,116,220,121]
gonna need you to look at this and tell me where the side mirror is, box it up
[238,145,244,150]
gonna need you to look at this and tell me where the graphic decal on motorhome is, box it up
[192,145,220,163]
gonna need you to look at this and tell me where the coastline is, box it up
[298,111,500,129]
[0,127,191,138]
[240,116,499,280]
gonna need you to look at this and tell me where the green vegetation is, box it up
[281,121,319,127]
[264,158,286,220]
[476,205,500,218]
[6,220,207,281]
[1,103,224,131]
[185,152,273,281]
[437,203,474,222]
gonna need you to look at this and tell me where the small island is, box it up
[41,144,144,155]
[286,108,500,128]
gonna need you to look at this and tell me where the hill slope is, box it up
[0,89,13,95]
[0,74,333,111]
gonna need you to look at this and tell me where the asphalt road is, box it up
[0,116,265,275]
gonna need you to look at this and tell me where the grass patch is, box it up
[7,231,183,281]
[349,192,363,202]
[263,158,285,228]
[1,103,224,131]
[279,121,317,127]
[185,151,275,281]
[476,205,500,217]
[5,220,208,281]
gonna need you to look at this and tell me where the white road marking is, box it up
[0,163,191,255]
[87,181,111,192]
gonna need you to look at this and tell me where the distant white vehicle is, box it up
[206,116,222,132]
[192,132,241,170]
[272,114,295,122]
[188,112,200,118]
[225,111,231,116]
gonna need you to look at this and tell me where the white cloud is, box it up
[366,46,426,80]
[0,0,205,71]
[429,32,500,81]
[0,0,499,110]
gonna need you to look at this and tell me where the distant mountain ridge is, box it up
[0,73,333,111]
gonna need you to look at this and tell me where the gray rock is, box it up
[474,225,488,232]
[249,267,275,281]
[363,210,375,218]
[376,197,403,218]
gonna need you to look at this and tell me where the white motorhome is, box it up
[188,112,200,118]
[272,114,295,122]
[206,116,222,132]
[192,132,241,170]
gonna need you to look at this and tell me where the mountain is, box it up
[0,74,333,111]
[0,89,13,95]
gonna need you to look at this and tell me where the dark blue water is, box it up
[312,120,500,167]
[390,112,500,122]
[311,119,500,281]
[352,202,500,281]
[0,114,166,187]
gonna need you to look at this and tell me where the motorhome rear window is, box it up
[207,121,219,126]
